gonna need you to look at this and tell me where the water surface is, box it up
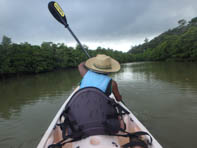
[0,62,197,148]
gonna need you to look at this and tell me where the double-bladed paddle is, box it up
[48,1,90,58]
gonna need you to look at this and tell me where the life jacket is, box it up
[49,88,153,148]
[80,70,112,94]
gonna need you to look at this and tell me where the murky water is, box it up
[0,62,197,148]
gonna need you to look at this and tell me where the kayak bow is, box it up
[37,87,162,148]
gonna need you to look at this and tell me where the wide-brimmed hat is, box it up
[85,54,120,73]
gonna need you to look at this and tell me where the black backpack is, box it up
[49,87,152,148]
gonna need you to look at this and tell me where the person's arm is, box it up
[78,62,88,77]
[112,80,122,101]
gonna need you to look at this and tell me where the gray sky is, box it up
[0,0,197,52]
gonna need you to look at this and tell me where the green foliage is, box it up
[189,17,197,25]
[128,16,197,62]
[178,19,187,27]
[0,36,133,77]
[144,38,149,43]
[1,35,12,48]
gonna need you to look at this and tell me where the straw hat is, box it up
[85,54,120,73]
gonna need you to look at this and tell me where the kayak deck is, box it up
[37,87,162,148]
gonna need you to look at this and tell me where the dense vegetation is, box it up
[129,17,197,61]
[0,36,133,77]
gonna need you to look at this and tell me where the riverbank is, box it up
[0,39,132,78]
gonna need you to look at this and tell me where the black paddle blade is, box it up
[48,1,68,27]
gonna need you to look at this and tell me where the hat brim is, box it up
[85,57,120,73]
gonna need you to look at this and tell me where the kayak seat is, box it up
[48,87,152,148]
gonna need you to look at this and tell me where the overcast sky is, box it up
[0,0,197,52]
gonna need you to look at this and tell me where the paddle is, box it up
[48,1,90,58]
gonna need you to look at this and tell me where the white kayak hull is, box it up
[37,87,162,148]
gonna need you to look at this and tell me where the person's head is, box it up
[85,54,120,74]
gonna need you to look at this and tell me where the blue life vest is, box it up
[80,70,112,93]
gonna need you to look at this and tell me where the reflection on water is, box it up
[0,69,81,119]
[0,69,81,147]
[0,62,197,148]
[113,62,197,148]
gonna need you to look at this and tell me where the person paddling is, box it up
[47,3,154,148]
[78,54,122,101]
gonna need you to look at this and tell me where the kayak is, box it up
[37,87,162,148]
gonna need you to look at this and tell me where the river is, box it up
[0,62,197,148]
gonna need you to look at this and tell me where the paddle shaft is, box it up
[66,25,90,58]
